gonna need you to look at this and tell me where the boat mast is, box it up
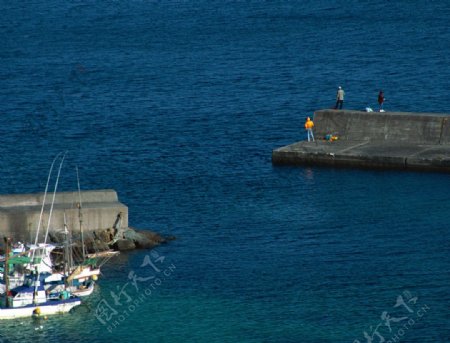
[76,166,86,261]
[32,152,63,261]
[3,237,10,308]
[43,152,67,244]
[63,212,74,286]
[34,151,67,305]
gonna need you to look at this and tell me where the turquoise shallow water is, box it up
[1,1,450,342]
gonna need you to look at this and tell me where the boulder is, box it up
[123,229,159,249]
[48,226,174,252]
[48,231,66,244]
[132,228,167,244]
[84,238,110,253]
[94,228,114,243]
[112,239,136,251]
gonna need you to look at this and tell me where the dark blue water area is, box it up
[0,1,449,342]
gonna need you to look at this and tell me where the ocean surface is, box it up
[1,1,449,342]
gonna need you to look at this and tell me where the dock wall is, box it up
[272,110,450,172]
[0,189,128,242]
[313,110,449,144]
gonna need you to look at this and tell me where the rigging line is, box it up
[44,150,68,245]
[32,151,63,261]
[34,150,67,304]
[33,151,63,245]
[76,165,86,260]
[63,211,74,277]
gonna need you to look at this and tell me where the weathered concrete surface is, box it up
[272,110,450,172]
[0,189,128,241]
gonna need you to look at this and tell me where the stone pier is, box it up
[272,110,450,172]
[0,189,128,242]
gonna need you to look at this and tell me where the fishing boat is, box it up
[0,237,81,319]
[0,243,57,293]
[1,152,118,314]
[1,154,107,296]
[0,216,114,298]
[0,290,81,320]
[56,165,118,296]
[0,154,82,319]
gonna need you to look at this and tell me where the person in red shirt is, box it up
[378,90,385,112]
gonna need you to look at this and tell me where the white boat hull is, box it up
[70,282,95,297]
[0,298,81,320]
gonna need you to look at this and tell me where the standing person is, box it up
[304,116,314,142]
[335,86,345,109]
[378,90,385,111]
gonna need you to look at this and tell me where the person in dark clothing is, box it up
[378,90,385,111]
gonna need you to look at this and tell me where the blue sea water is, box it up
[1,1,449,342]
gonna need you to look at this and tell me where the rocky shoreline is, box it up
[0,227,174,256]
[95,227,175,251]
[48,227,176,253]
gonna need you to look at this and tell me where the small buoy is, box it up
[92,275,98,281]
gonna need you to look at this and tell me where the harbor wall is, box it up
[272,110,450,171]
[0,189,128,242]
[313,110,448,144]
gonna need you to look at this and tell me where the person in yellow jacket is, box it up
[304,117,315,142]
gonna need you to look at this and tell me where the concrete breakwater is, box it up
[0,189,173,251]
[272,110,450,172]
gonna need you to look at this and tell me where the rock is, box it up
[94,239,111,252]
[84,238,110,253]
[123,229,158,249]
[47,226,174,252]
[48,231,66,244]
[94,228,114,243]
[112,239,136,251]
[132,228,166,244]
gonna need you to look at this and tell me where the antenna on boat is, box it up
[76,165,86,261]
